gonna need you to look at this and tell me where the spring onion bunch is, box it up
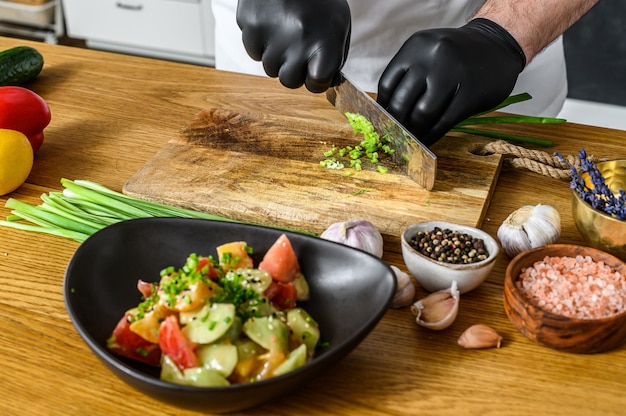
[1,179,309,243]
[451,93,566,147]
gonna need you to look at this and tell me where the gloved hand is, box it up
[236,0,351,93]
[377,18,526,147]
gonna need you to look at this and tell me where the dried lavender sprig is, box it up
[556,149,626,220]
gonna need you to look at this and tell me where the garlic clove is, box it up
[497,204,561,257]
[458,324,503,349]
[390,265,416,308]
[320,219,384,258]
[410,280,459,330]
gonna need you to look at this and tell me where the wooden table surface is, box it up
[1,36,626,416]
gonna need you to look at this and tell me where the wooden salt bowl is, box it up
[503,244,626,354]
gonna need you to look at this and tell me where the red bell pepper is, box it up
[0,86,51,153]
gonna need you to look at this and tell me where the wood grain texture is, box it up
[1,36,626,416]
[123,107,503,248]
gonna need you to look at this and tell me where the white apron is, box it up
[211,0,567,117]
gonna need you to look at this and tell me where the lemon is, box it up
[0,128,34,196]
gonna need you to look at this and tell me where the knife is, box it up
[326,72,437,190]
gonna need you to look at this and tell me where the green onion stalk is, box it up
[450,93,566,147]
[0,178,313,243]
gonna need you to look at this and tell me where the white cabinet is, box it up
[62,0,215,66]
[0,0,64,43]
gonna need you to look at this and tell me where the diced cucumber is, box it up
[287,308,320,354]
[161,354,231,387]
[179,306,200,325]
[196,343,238,377]
[219,315,243,342]
[243,315,289,352]
[225,268,273,295]
[273,344,307,377]
[160,354,186,385]
[235,339,265,361]
[240,297,279,318]
[181,303,235,344]
[293,272,310,301]
[183,367,230,387]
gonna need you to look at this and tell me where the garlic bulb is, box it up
[410,280,459,330]
[320,219,384,258]
[390,265,416,308]
[497,204,561,257]
[458,324,503,349]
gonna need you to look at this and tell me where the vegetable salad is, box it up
[107,234,321,386]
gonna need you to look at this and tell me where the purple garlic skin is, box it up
[321,219,384,258]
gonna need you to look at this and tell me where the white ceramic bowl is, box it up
[401,221,500,294]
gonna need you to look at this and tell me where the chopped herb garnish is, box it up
[220,252,243,269]
[213,271,262,321]
[200,312,210,323]
[320,112,395,176]
[352,189,373,196]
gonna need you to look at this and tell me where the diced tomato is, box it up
[269,281,297,310]
[264,281,281,300]
[258,234,300,283]
[158,315,198,369]
[107,314,161,366]
[137,279,155,300]
[196,256,219,279]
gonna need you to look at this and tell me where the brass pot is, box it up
[572,159,626,261]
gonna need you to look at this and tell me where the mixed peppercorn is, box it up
[408,227,489,264]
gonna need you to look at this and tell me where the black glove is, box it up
[236,0,351,93]
[377,18,526,147]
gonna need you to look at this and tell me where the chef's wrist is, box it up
[464,18,527,70]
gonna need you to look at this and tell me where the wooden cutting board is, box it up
[123,108,503,250]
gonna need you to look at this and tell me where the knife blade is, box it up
[326,72,437,190]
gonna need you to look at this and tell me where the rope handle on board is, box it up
[475,140,602,180]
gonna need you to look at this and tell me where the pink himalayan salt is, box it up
[516,255,626,320]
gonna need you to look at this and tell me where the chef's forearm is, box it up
[473,0,599,64]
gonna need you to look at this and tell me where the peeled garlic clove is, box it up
[390,265,416,308]
[410,280,459,330]
[320,219,384,258]
[458,324,502,349]
[497,204,561,257]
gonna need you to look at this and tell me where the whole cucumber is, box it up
[0,46,44,86]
